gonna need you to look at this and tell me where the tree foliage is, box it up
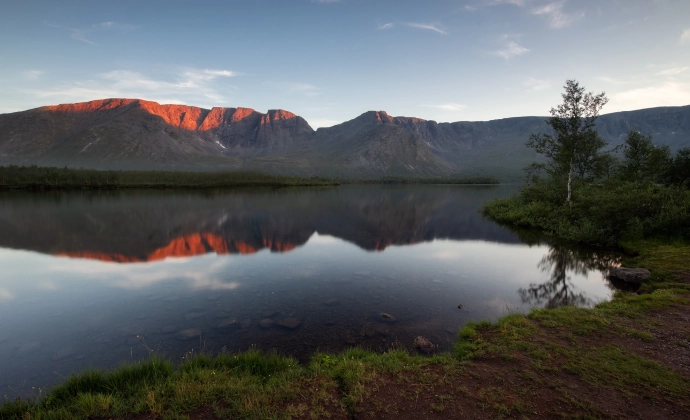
[526,79,608,207]
[619,130,671,184]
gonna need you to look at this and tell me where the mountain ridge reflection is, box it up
[0,186,521,262]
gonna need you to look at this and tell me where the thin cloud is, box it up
[608,81,690,113]
[486,0,527,6]
[32,68,239,106]
[265,81,322,97]
[492,40,530,60]
[424,103,466,112]
[681,28,690,44]
[531,1,584,29]
[405,23,448,35]
[596,76,628,85]
[23,70,44,80]
[288,83,321,96]
[524,77,551,91]
[378,23,394,30]
[46,21,135,44]
[656,67,689,76]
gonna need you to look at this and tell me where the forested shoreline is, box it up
[0,165,498,189]
[483,80,690,246]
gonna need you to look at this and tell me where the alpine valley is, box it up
[0,99,688,180]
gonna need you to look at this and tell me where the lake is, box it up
[0,185,622,397]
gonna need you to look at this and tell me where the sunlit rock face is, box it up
[0,99,313,170]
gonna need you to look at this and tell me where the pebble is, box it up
[277,318,301,330]
[18,342,41,356]
[177,329,201,341]
[323,298,340,306]
[379,312,397,323]
[259,319,275,329]
[160,325,178,334]
[184,312,205,321]
[217,318,240,329]
[53,346,76,361]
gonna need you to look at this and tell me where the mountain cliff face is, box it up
[0,99,688,179]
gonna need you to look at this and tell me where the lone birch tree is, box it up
[526,80,608,209]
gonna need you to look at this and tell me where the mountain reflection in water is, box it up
[0,186,622,398]
[0,186,520,261]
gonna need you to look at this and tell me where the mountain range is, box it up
[1,99,688,180]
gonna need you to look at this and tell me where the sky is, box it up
[1,0,689,128]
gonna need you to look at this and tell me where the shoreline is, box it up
[0,165,499,190]
[3,240,688,419]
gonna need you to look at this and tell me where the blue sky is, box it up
[1,0,689,127]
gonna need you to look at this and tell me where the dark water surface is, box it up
[0,186,621,397]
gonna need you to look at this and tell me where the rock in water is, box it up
[259,319,275,329]
[609,268,651,284]
[184,312,205,321]
[217,318,240,329]
[277,318,301,330]
[413,336,436,352]
[18,341,41,356]
[379,312,396,322]
[177,329,201,341]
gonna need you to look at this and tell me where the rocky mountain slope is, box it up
[0,99,688,179]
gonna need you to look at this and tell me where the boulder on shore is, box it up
[413,336,436,352]
[609,267,651,284]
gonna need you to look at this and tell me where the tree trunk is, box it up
[567,158,573,211]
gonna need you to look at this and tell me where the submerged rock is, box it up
[261,310,277,318]
[609,267,651,284]
[259,319,275,329]
[184,312,205,321]
[177,329,201,341]
[53,346,76,361]
[413,336,436,352]
[18,341,41,356]
[379,312,397,322]
[277,318,301,330]
[217,318,240,329]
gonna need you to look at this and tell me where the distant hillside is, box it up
[0,99,688,180]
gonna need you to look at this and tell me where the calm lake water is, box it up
[0,185,622,397]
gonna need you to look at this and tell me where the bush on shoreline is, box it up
[483,180,690,246]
